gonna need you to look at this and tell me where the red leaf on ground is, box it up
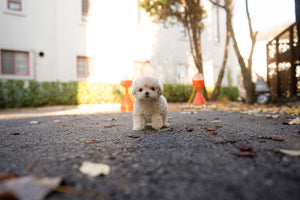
[0,173,19,181]
[239,145,253,151]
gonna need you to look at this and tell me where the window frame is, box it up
[176,64,188,84]
[81,0,91,22]
[76,56,95,78]
[179,23,188,39]
[0,49,30,76]
[7,0,22,11]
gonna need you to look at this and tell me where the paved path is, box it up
[0,106,299,200]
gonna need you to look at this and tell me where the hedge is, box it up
[0,80,238,108]
[0,80,123,108]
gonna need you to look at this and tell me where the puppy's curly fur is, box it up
[131,76,169,130]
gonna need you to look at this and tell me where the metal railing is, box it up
[266,22,300,101]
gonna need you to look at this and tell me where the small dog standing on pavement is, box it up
[131,76,169,130]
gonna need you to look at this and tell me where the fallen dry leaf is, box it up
[104,124,118,128]
[185,127,194,132]
[0,176,62,200]
[202,126,218,131]
[53,120,62,123]
[0,173,19,181]
[211,120,222,123]
[85,140,101,144]
[234,151,256,157]
[54,185,102,198]
[27,165,34,171]
[79,161,110,177]
[288,117,300,125]
[104,118,116,121]
[275,149,300,156]
[29,120,39,124]
[271,137,285,141]
[128,134,140,138]
[257,136,273,139]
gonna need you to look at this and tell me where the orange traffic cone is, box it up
[120,80,133,112]
[193,87,206,105]
[192,73,206,105]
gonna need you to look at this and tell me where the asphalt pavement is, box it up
[0,106,299,200]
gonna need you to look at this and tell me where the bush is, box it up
[27,80,47,107]
[77,82,123,104]
[217,86,239,101]
[0,80,125,108]
[0,80,238,108]
[163,84,194,102]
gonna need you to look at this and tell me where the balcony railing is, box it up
[266,22,300,101]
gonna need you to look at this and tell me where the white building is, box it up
[0,0,240,87]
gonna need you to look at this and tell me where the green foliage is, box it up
[1,80,27,107]
[27,80,48,107]
[217,86,239,101]
[0,80,124,108]
[163,84,194,102]
[227,69,233,87]
[139,0,206,27]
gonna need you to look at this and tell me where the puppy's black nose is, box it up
[145,92,149,96]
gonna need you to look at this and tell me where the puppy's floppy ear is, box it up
[157,82,163,95]
[131,82,136,97]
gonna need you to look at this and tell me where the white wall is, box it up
[0,0,57,81]
[0,0,240,87]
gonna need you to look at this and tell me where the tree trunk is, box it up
[184,0,208,99]
[210,23,230,101]
[208,0,256,104]
[225,0,256,104]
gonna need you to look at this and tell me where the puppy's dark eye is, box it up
[139,88,143,92]
[150,87,155,91]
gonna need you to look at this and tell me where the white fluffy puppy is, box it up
[131,76,169,130]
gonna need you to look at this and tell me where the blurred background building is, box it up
[0,0,295,88]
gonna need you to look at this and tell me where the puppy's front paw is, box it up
[133,126,145,131]
[152,123,163,130]
[163,122,170,127]
[151,114,163,130]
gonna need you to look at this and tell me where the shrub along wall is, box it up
[0,80,123,108]
[0,80,238,108]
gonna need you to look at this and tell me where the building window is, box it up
[177,64,188,84]
[7,0,22,11]
[82,0,91,22]
[133,61,150,79]
[179,23,187,38]
[77,56,95,78]
[1,50,29,76]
